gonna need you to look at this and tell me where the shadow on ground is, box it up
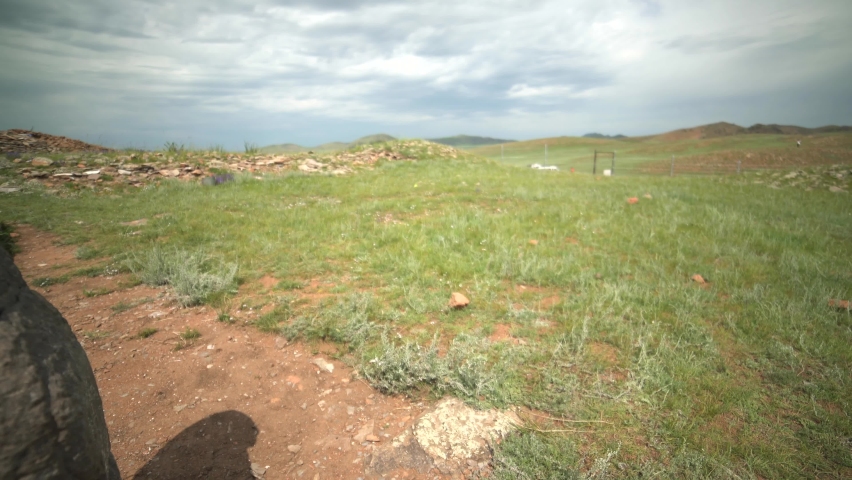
[132,410,258,480]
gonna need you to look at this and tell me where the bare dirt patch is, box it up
[12,226,464,479]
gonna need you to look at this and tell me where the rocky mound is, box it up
[0,140,461,195]
[1,129,111,154]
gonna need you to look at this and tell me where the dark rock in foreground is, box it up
[0,248,120,479]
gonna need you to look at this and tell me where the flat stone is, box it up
[31,157,53,166]
[311,357,334,373]
[448,292,469,309]
[120,219,148,227]
[287,444,301,453]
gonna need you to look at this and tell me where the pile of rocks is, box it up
[0,129,111,154]
[1,136,461,194]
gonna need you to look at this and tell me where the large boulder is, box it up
[0,248,120,479]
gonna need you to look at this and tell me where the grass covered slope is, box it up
[472,131,852,174]
[2,148,851,478]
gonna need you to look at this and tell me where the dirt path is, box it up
[13,225,437,480]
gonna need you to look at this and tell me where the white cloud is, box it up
[0,0,850,147]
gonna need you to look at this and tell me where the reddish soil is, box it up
[12,226,440,480]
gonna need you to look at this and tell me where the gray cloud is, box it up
[0,0,850,148]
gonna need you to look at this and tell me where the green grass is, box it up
[127,247,237,306]
[84,287,113,297]
[470,132,852,175]
[175,327,201,350]
[33,275,70,288]
[179,327,200,340]
[1,141,851,478]
[137,327,158,338]
[111,297,152,313]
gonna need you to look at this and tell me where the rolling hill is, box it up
[259,134,396,154]
[427,135,515,148]
[582,133,627,139]
[653,122,852,141]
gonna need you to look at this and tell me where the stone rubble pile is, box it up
[0,129,111,154]
[2,141,453,193]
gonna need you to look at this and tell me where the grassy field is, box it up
[2,143,852,478]
[469,132,852,175]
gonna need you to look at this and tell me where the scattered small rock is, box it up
[311,357,334,373]
[448,292,469,309]
[250,463,267,478]
[691,274,707,284]
[528,239,538,246]
[120,219,148,227]
[31,157,53,167]
[829,186,846,193]
[287,444,301,453]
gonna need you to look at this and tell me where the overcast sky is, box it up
[1,0,851,149]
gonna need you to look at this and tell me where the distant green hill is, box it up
[583,133,627,139]
[259,134,397,154]
[428,135,515,148]
[351,134,396,146]
[257,143,307,154]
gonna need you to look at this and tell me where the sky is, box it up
[1,0,851,149]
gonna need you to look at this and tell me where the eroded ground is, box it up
[13,225,446,480]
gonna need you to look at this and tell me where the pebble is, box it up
[287,444,301,453]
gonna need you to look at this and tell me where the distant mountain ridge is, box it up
[259,134,396,154]
[655,122,852,141]
[582,133,627,139]
[427,135,515,147]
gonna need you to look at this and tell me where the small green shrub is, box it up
[137,327,158,338]
[491,431,581,480]
[128,247,237,307]
[175,327,201,350]
[255,304,291,332]
[180,327,200,340]
[84,287,112,297]
[360,333,448,395]
[33,275,70,288]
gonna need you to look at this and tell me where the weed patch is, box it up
[128,247,237,306]
[137,327,158,338]
[84,287,113,297]
[75,245,100,260]
[112,297,152,313]
[33,275,70,288]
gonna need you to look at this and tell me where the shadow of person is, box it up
[133,410,258,480]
